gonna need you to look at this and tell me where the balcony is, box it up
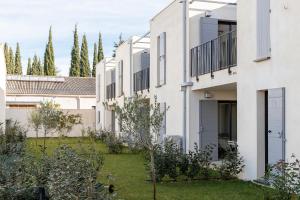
[133,67,150,93]
[190,30,237,79]
[106,82,116,100]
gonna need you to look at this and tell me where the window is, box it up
[256,0,271,60]
[157,32,166,86]
[98,111,101,123]
[118,60,123,96]
[97,74,101,101]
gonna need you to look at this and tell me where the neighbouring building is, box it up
[0,44,6,126]
[6,75,96,137]
[96,0,300,181]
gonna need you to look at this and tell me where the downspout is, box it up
[181,0,188,153]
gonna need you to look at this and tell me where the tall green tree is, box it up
[8,47,15,74]
[97,33,104,62]
[14,43,22,75]
[92,43,98,77]
[32,54,43,75]
[26,58,32,75]
[80,34,90,77]
[44,26,56,76]
[69,25,80,77]
[4,43,11,74]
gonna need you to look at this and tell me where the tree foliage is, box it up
[70,25,80,77]
[3,43,11,74]
[31,54,43,75]
[14,43,22,75]
[26,58,32,75]
[97,33,104,62]
[8,47,15,74]
[80,34,91,77]
[92,43,98,77]
[44,27,56,76]
[112,34,124,57]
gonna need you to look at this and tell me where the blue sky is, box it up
[0,0,171,76]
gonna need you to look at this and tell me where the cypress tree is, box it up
[32,54,43,75]
[97,33,104,62]
[80,34,90,77]
[26,58,32,75]
[92,43,98,77]
[69,25,80,77]
[44,26,56,76]
[8,47,15,74]
[4,43,11,74]
[14,43,22,75]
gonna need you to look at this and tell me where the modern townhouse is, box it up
[96,36,150,133]
[0,44,6,125]
[97,0,300,180]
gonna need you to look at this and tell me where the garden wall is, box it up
[6,108,95,137]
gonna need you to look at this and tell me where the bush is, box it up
[105,133,124,154]
[217,145,245,180]
[265,155,300,200]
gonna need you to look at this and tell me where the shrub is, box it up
[265,155,300,200]
[217,145,245,180]
[105,133,124,154]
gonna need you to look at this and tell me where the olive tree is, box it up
[111,95,167,200]
[28,101,81,150]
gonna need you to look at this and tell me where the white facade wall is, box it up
[0,44,5,126]
[237,0,300,179]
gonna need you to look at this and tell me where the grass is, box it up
[27,137,268,200]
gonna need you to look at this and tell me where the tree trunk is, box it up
[35,129,38,146]
[149,150,157,200]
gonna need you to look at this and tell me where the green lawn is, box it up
[27,138,267,200]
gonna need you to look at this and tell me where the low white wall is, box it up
[0,44,6,126]
[6,108,95,137]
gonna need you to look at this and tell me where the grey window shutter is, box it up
[97,74,100,101]
[159,102,166,143]
[200,17,218,44]
[257,0,271,59]
[199,100,218,161]
[159,32,166,85]
[268,88,285,165]
[118,61,123,96]
[141,51,150,70]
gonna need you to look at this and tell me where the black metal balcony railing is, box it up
[106,82,116,100]
[190,30,237,79]
[133,67,150,93]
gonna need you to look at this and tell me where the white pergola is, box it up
[189,0,237,16]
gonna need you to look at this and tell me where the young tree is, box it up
[92,43,98,77]
[69,25,80,77]
[8,47,15,74]
[80,34,90,77]
[26,58,32,75]
[44,26,56,76]
[112,95,166,200]
[28,101,81,150]
[97,33,104,62]
[14,43,22,75]
[112,33,124,57]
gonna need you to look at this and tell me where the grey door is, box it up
[268,88,285,165]
[199,100,218,161]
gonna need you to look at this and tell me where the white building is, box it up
[0,44,6,126]
[96,36,150,133]
[96,0,300,180]
[6,75,96,137]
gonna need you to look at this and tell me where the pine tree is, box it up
[69,25,80,77]
[92,43,98,77]
[8,47,15,74]
[80,34,90,77]
[37,58,43,75]
[14,43,22,75]
[4,43,11,74]
[26,58,32,75]
[97,33,104,62]
[44,26,56,76]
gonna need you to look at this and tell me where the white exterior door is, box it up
[268,88,285,165]
[199,100,218,161]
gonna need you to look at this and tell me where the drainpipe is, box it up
[181,0,188,153]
